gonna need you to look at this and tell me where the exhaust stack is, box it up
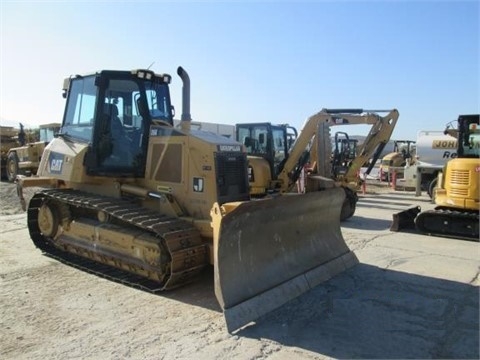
[177,66,191,131]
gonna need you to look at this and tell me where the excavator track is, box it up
[27,189,208,292]
[415,208,479,242]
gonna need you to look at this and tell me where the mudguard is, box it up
[211,187,358,332]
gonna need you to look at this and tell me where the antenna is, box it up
[147,62,155,70]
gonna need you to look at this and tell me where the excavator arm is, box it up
[342,109,399,184]
[277,108,399,191]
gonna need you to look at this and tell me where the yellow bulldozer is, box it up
[392,114,479,241]
[5,122,61,181]
[16,67,359,332]
[236,108,399,220]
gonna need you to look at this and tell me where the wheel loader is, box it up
[236,108,399,220]
[16,67,358,332]
[1,125,21,179]
[391,114,479,241]
[6,122,61,181]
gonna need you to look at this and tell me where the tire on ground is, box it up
[6,152,19,182]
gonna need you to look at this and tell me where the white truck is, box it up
[399,130,457,196]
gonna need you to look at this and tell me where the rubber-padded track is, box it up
[415,208,479,242]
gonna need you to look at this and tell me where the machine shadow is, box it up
[360,193,433,203]
[161,267,221,312]
[238,263,479,359]
[341,215,393,231]
[355,202,415,212]
[47,250,222,313]
[357,198,418,207]
[357,202,412,213]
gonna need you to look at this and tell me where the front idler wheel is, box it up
[38,202,61,238]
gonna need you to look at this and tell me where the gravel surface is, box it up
[0,181,478,359]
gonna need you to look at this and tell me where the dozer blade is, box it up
[390,206,421,232]
[212,187,358,332]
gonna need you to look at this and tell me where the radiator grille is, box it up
[215,152,250,205]
[449,187,468,197]
[450,169,469,186]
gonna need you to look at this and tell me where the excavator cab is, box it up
[332,131,358,177]
[458,118,480,157]
[236,122,298,194]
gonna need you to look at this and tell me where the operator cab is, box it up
[332,132,358,177]
[59,69,174,177]
[236,123,297,177]
[458,115,480,158]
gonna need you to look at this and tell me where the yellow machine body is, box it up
[394,114,480,241]
[17,67,358,331]
[435,158,480,211]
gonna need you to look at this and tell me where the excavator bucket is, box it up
[211,187,358,332]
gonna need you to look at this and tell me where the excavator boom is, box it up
[237,109,399,221]
[288,108,399,188]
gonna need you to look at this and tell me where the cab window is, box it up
[62,76,96,142]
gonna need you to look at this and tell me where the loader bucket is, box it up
[211,187,358,332]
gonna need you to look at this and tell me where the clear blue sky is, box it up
[1,1,478,140]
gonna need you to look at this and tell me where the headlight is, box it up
[135,70,155,79]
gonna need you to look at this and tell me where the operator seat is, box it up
[100,103,132,166]
[103,103,124,138]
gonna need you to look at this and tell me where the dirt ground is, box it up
[1,181,25,215]
[0,180,478,359]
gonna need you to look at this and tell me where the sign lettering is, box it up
[442,151,458,159]
[48,152,64,174]
[432,140,457,149]
[218,145,241,152]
